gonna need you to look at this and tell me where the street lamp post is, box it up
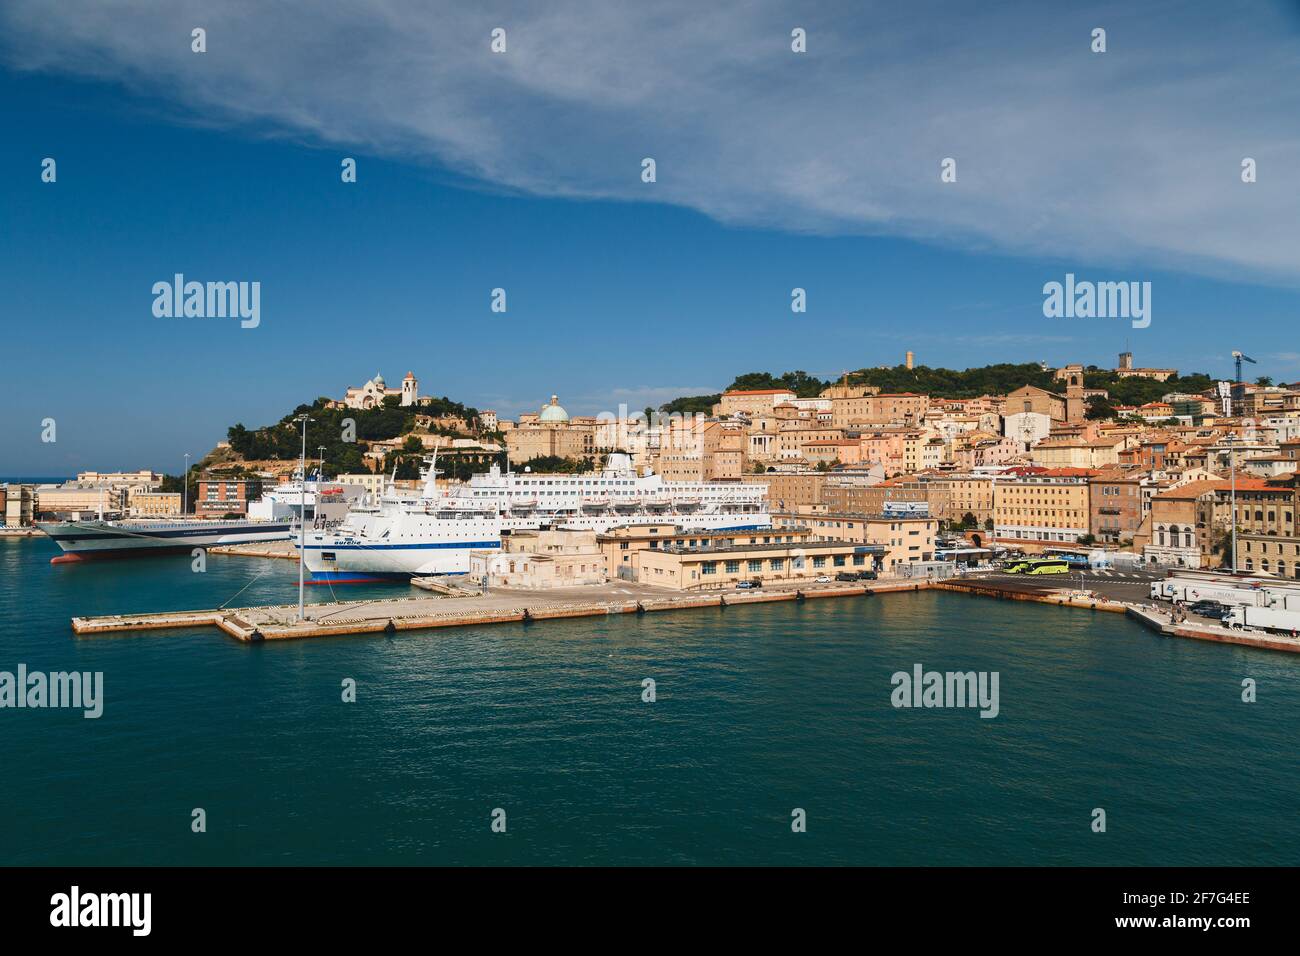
[296,415,313,621]
[183,453,190,515]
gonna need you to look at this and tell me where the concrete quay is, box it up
[207,540,297,560]
[932,578,1129,613]
[67,571,1300,654]
[1125,604,1300,654]
[71,579,926,642]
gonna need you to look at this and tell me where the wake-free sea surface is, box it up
[1,535,1297,866]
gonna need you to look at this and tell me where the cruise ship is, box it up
[39,518,293,563]
[298,453,770,583]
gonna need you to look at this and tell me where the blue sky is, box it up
[3,1,1300,474]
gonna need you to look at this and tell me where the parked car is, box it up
[735,581,756,590]
[835,572,858,582]
[855,570,878,580]
[1189,600,1229,619]
[814,575,832,583]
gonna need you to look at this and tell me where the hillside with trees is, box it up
[662,362,1216,412]
[222,394,482,477]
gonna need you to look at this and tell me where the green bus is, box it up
[1021,558,1070,575]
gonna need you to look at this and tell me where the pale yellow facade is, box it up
[634,539,878,590]
[994,473,1092,543]
[773,511,937,572]
[128,491,182,517]
[469,529,606,588]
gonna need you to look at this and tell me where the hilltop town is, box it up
[7,352,1299,578]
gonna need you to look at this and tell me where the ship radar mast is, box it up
[420,442,443,498]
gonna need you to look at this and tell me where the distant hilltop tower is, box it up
[401,371,418,406]
[905,350,915,370]
[1118,351,1133,371]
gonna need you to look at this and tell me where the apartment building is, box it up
[597,523,816,579]
[715,388,797,418]
[1,484,35,527]
[128,491,183,517]
[774,511,936,572]
[830,392,929,427]
[1087,470,1143,544]
[634,538,882,590]
[196,476,262,517]
[823,475,932,515]
[932,475,996,525]
[951,432,1020,470]
[757,470,829,510]
[1031,437,1123,469]
[1137,484,1206,568]
[801,439,864,466]
[1223,475,1300,578]
[701,419,747,480]
[993,469,1094,544]
[33,484,128,517]
[469,529,606,588]
[776,425,845,461]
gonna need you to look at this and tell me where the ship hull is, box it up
[39,520,293,563]
[298,536,502,583]
[297,511,771,583]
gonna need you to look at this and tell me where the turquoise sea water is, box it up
[1,535,1297,866]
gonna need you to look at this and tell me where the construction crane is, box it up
[1231,350,1257,384]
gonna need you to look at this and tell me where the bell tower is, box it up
[1065,370,1086,423]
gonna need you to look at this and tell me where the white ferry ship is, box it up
[299,453,770,583]
[39,518,293,563]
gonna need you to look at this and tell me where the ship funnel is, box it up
[605,452,633,474]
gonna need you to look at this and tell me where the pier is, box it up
[1125,604,1300,654]
[932,578,1129,613]
[66,573,1300,654]
[71,580,925,642]
[207,540,297,560]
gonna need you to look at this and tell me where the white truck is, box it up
[1224,603,1300,634]
[1149,577,1270,607]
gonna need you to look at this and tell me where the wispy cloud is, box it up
[5,1,1300,281]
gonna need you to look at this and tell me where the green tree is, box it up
[660,394,720,416]
[1085,395,1116,420]
[519,455,593,474]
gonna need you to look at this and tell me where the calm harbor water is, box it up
[1,534,1297,866]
